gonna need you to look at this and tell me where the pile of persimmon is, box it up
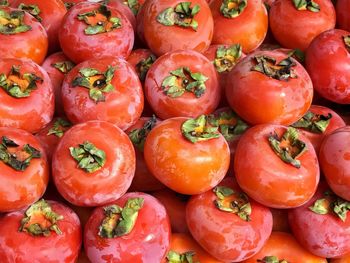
[0,0,350,262]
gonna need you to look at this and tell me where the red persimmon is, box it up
[234,124,320,208]
[127,49,156,82]
[145,50,220,119]
[0,58,54,133]
[0,127,49,212]
[0,199,82,263]
[225,50,313,125]
[84,192,171,262]
[52,120,135,206]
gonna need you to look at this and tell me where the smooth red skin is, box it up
[0,58,54,133]
[11,0,67,53]
[242,232,327,263]
[0,127,49,212]
[102,0,136,30]
[59,2,134,64]
[62,57,144,131]
[186,179,273,262]
[269,0,335,51]
[152,189,189,234]
[337,0,350,31]
[52,121,136,207]
[234,124,320,208]
[225,50,313,125]
[42,52,74,117]
[0,201,82,263]
[35,117,71,163]
[142,0,213,56]
[0,7,48,64]
[271,209,290,232]
[288,182,350,258]
[305,29,350,104]
[84,192,171,263]
[144,117,230,195]
[210,0,268,53]
[295,105,346,154]
[145,50,220,120]
[125,117,165,192]
[319,126,350,201]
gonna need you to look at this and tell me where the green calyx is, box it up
[157,2,200,31]
[257,256,289,263]
[128,115,157,151]
[136,54,156,82]
[291,111,332,134]
[47,118,72,138]
[64,2,75,10]
[0,9,31,35]
[69,141,106,173]
[77,4,122,35]
[343,35,350,52]
[161,67,208,98]
[220,0,247,18]
[213,186,251,221]
[99,197,144,238]
[309,191,350,222]
[287,48,305,63]
[19,199,63,236]
[0,0,9,6]
[166,250,197,263]
[268,127,307,168]
[181,115,220,143]
[208,109,249,142]
[18,4,42,22]
[52,61,75,74]
[0,65,43,98]
[0,136,41,171]
[251,55,297,81]
[292,0,320,12]
[214,44,242,73]
[72,66,116,103]
[123,0,141,15]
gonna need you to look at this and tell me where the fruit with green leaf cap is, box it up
[84,192,171,262]
[0,200,81,262]
[288,182,350,258]
[234,124,320,208]
[52,120,135,206]
[145,50,220,120]
[225,50,313,126]
[186,178,273,262]
[269,0,335,51]
[144,116,230,195]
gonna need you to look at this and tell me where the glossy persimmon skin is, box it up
[142,0,213,56]
[269,0,335,51]
[336,0,350,31]
[242,232,327,263]
[0,7,48,64]
[145,50,220,120]
[42,52,74,116]
[144,117,230,195]
[319,126,350,201]
[210,0,268,53]
[0,58,54,133]
[0,201,82,263]
[59,2,134,63]
[0,127,49,212]
[225,50,313,125]
[84,192,171,263]
[52,121,136,207]
[61,57,144,131]
[305,29,350,104]
[11,0,67,53]
[162,233,222,263]
[186,179,273,262]
[294,105,346,154]
[125,117,165,192]
[234,124,320,208]
[152,189,189,233]
[288,182,350,258]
